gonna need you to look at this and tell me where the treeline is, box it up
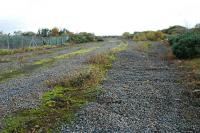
[2,27,104,44]
[9,27,70,37]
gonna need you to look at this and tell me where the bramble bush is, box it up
[170,31,200,59]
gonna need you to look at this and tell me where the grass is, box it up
[111,42,128,53]
[0,58,12,63]
[0,47,99,82]
[0,45,62,56]
[55,47,99,59]
[33,47,99,65]
[181,58,200,88]
[34,58,55,65]
[0,70,24,82]
[0,64,50,82]
[135,42,152,52]
[182,58,200,74]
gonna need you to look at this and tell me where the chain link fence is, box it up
[0,35,69,49]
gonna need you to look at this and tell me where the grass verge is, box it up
[0,45,62,56]
[2,44,127,132]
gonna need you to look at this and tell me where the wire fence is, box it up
[0,35,69,49]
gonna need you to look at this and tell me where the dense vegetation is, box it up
[168,29,200,59]
[122,31,165,41]
[69,32,103,44]
[133,31,165,41]
[122,25,200,59]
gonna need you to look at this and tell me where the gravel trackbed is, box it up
[1,39,200,132]
[61,41,200,132]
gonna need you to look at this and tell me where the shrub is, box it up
[122,32,133,39]
[133,31,165,41]
[168,35,180,45]
[133,32,147,41]
[69,32,98,43]
[171,31,200,59]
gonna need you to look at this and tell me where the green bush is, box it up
[171,31,200,59]
[168,35,179,45]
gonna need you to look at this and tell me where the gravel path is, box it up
[0,38,121,129]
[61,41,200,132]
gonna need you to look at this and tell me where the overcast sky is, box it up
[0,0,200,35]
